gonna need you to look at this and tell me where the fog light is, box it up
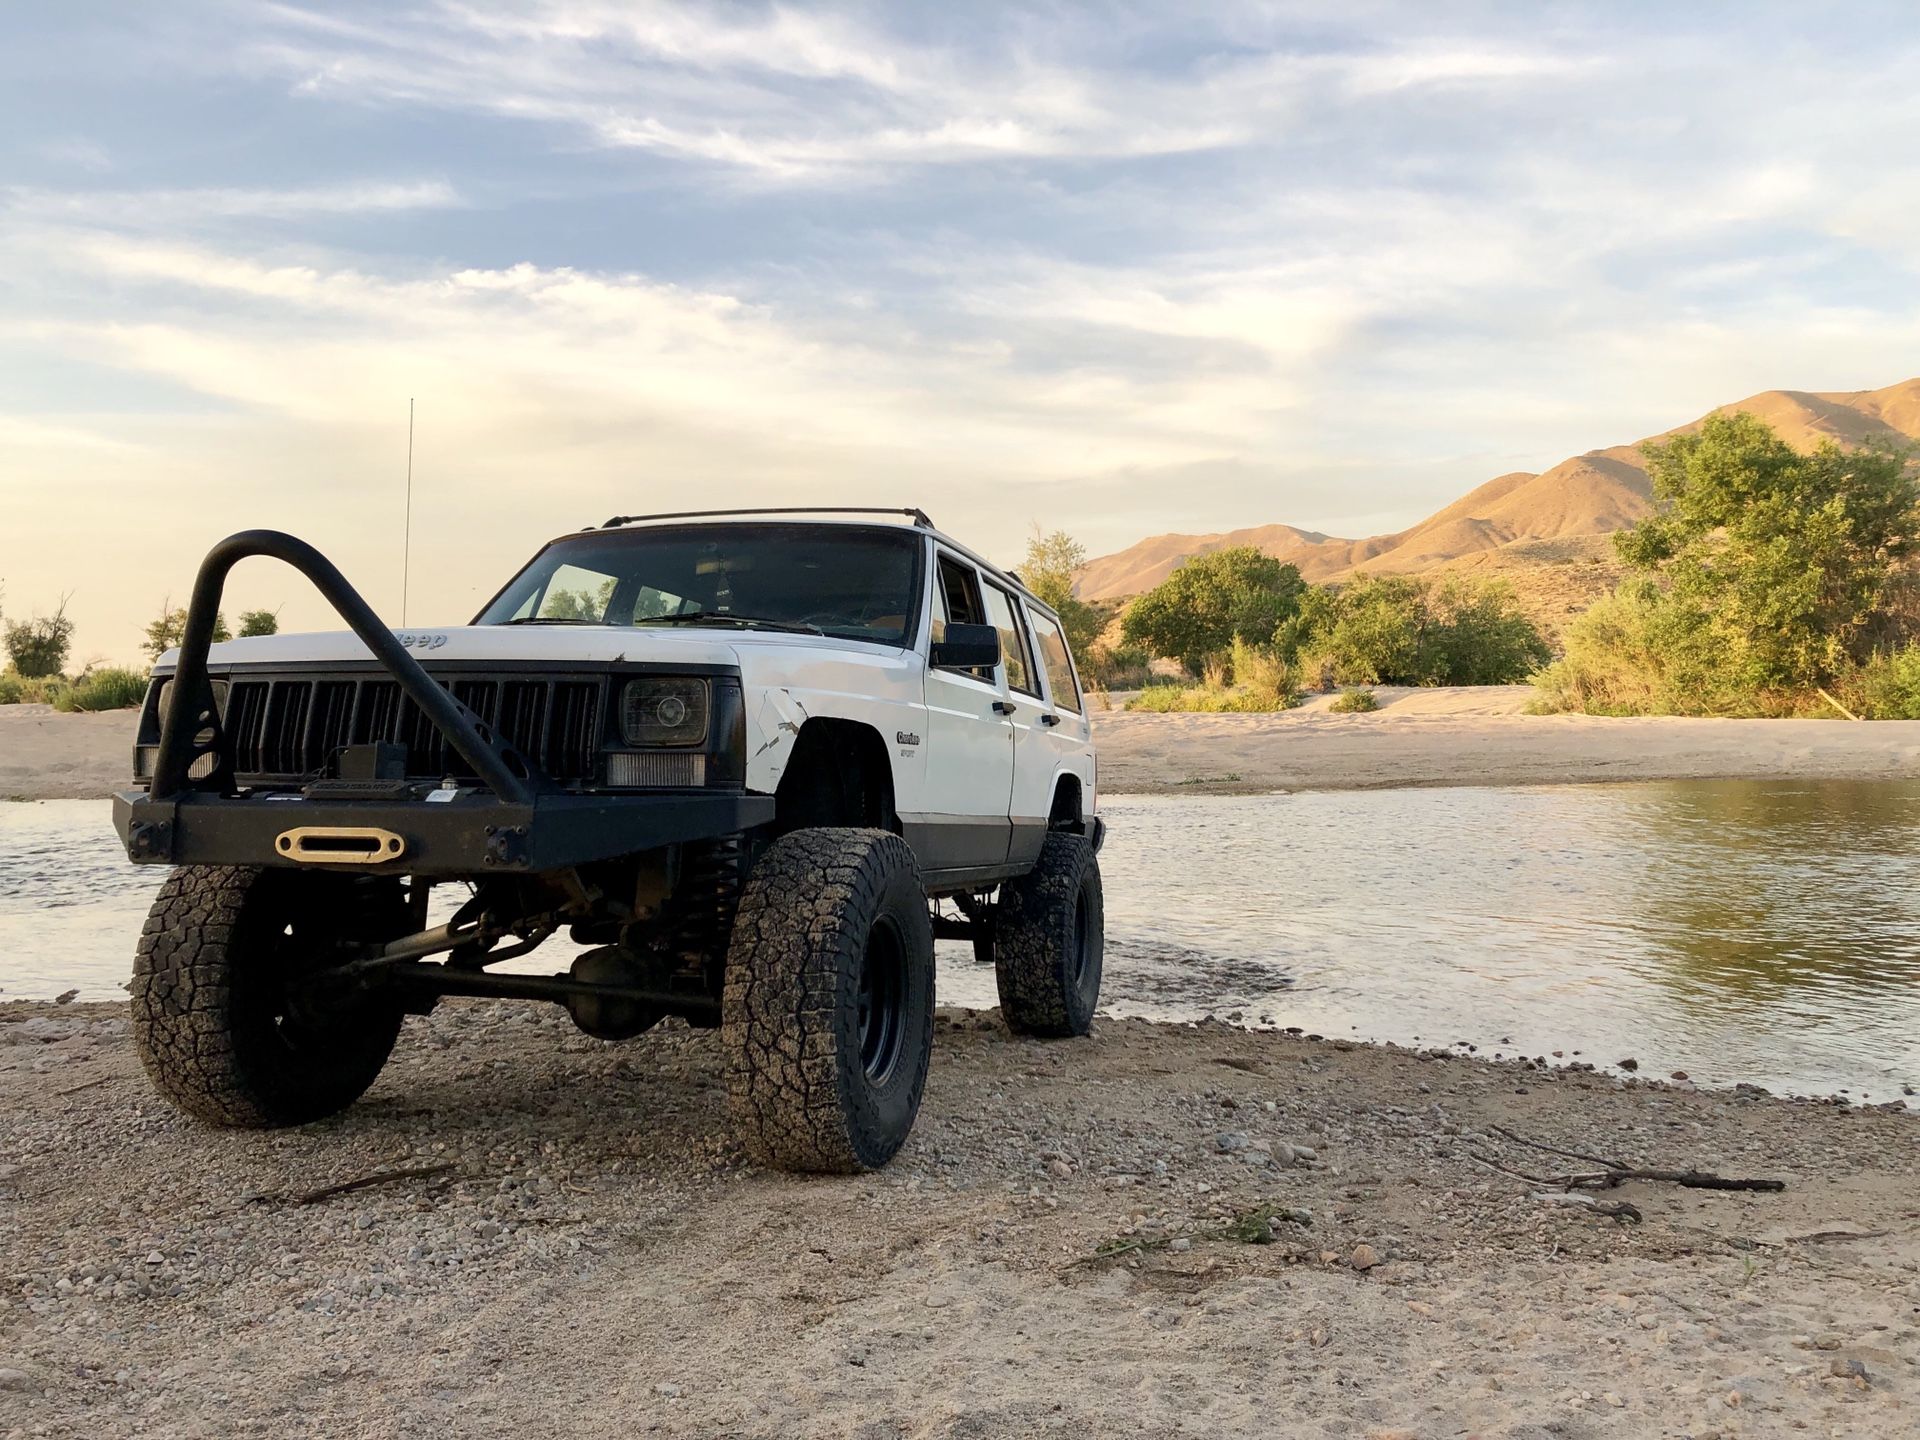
[607,752,706,788]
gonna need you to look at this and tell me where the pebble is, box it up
[1350,1243,1381,1271]
[1045,1159,1073,1181]
[0,1368,34,1391]
[1215,1132,1248,1153]
[1829,1358,1868,1381]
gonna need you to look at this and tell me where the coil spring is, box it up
[666,834,748,988]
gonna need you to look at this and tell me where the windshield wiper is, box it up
[499,616,600,625]
[634,613,823,635]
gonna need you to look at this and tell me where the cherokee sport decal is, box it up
[896,730,921,747]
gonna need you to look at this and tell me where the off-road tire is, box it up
[722,828,934,1173]
[131,866,407,1128]
[993,832,1104,1037]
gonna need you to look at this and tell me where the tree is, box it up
[1276,574,1548,686]
[237,609,280,637]
[1616,412,1919,693]
[1020,529,1106,661]
[144,604,230,661]
[4,598,75,679]
[1121,546,1305,674]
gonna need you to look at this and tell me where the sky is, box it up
[4,1,1920,664]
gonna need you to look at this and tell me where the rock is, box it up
[1044,1159,1073,1181]
[0,1367,34,1391]
[1669,1071,1689,1081]
[1829,1358,1868,1381]
[53,990,78,1005]
[1616,1058,1639,1071]
[1350,1243,1381,1271]
[1169,1238,1191,1254]
[1813,1335,1844,1351]
[1215,1132,1248,1153]
[654,1382,683,1398]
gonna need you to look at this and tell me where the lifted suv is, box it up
[115,509,1104,1171]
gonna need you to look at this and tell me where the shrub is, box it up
[3,603,74,679]
[1085,642,1154,690]
[1328,686,1378,713]
[0,671,64,705]
[1276,574,1548,688]
[237,609,280,638]
[54,667,151,713]
[1842,644,1920,720]
[1123,639,1299,712]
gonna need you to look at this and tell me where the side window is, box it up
[1028,609,1082,715]
[932,555,992,680]
[981,583,1038,696]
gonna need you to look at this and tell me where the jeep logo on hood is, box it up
[395,631,449,650]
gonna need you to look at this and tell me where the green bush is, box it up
[1276,574,1549,688]
[1841,644,1920,720]
[1122,547,1306,675]
[1540,413,1920,716]
[3,605,74,679]
[0,670,65,705]
[1123,639,1299,712]
[1328,686,1378,713]
[54,667,151,713]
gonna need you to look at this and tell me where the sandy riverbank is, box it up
[7,690,1920,802]
[2,999,1913,1438]
[1091,686,1920,794]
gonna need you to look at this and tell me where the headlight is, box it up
[620,678,710,747]
[154,678,230,723]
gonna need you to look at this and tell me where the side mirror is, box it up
[930,623,1001,670]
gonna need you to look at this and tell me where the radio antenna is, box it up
[401,397,415,625]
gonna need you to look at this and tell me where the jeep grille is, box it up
[218,671,604,785]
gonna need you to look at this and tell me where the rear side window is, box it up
[981,583,1038,696]
[1028,610,1082,714]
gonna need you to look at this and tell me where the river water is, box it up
[4,781,1917,1101]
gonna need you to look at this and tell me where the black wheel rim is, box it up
[857,916,908,1084]
[1070,884,1092,987]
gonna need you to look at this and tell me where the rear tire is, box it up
[722,828,934,1173]
[131,866,408,1128]
[993,833,1104,1037]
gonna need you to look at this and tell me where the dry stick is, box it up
[1816,687,1862,721]
[55,1075,110,1097]
[284,1163,456,1207]
[1487,1125,1785,1193]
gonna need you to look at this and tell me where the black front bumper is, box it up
[114,788,775,877]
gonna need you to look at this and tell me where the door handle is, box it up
[1039,713,1061,727]
[991,700,1016,715]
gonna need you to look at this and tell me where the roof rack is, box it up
[594,506,935,531]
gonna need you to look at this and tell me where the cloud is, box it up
[233,2,1591,180]
[2,179,462,227]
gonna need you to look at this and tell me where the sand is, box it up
[3,998,1914,1438]
[1089,687,1920,795]
[7,690,1920,803]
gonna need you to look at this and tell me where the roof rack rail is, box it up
[594,506,935,531]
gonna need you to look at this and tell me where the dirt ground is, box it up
[11,696,1920,803]
[3,998,1914,1439]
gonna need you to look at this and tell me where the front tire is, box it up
[131,866,408,1128]
[992,833,1104,1037]
[722,828,934,1173]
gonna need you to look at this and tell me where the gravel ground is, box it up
[2,999,1916,1439]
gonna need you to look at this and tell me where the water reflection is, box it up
[3,783,1917,1100]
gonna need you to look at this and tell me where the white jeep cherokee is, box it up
[116,509,1104,1171]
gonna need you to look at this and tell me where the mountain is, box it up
[1076,379,1920,604]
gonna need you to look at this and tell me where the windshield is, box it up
[474,522,924,646]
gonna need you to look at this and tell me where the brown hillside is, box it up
[1077,378,1920,603]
